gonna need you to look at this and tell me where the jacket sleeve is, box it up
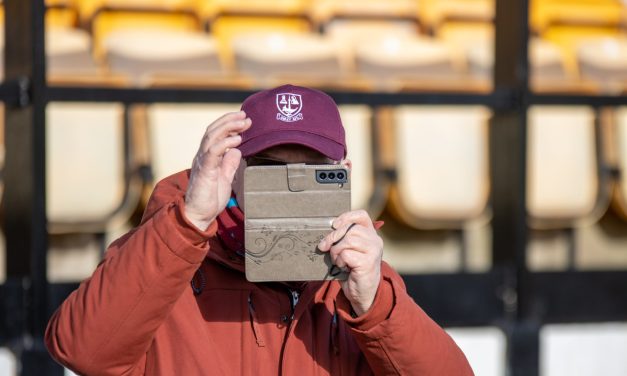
[336,262,474,375]
[45,170,214,376]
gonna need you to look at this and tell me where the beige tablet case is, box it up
[244,164,351,282]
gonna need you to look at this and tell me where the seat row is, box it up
[40,0,627,34]
[1,22,626,95]
[24,101,627,239]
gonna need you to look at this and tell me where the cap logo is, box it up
[276,93,303,123]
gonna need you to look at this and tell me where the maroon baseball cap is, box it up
[238,84,346,161]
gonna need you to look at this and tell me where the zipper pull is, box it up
[288,289,300,320]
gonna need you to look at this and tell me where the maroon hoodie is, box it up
[45,170,474,376]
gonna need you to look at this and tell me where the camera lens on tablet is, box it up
[337,172,344,180]
[328,172,336,179]
[319,172,327,180]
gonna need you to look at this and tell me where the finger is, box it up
[200,111,246,146]
[221,147,243,182]
[198,134,244,171]
[318,222,358,251]
[331,210,373,232]
[333,248,363,271]
[201,116,251,153]
[328,230,371,258]
[206,111,247,132]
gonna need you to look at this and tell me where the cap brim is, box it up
[238,130,345,161]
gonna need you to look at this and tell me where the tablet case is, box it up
[244,164,351,282]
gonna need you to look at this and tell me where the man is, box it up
[46,85,474,375]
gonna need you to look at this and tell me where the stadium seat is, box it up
[76,0,199,25]
[339,105,379,214]
[541,323,627,375]
[311,0,419,29]
[611,107,627,220]
[527,106,603,228]
[419,0,494,33]
[447,327,506,376]
[0,24,100,81]
[231,31,342,86]
[388,106,491,228]
[322,18,419,76]
[46,102,144,234]
[90,8,201,61]
[576,36,627,93]
[209,15,311,71]
[103,28,221,85]
[530,0,623,34]
[354,35,461,91]
[466,37,568,86]
[200,0,309,21]
[542,25,621,78]
[47,27,102,77]
[45,0,80,29]
[145,103,241,184]
[436,21,493,52]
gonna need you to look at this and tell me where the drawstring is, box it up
[331,302,340,355]
[248,292,265,347]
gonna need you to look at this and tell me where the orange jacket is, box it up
[46,171,474,376]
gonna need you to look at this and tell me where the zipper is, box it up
[279,288,301,375]
[248,293,265,347]
[289,289,300,320]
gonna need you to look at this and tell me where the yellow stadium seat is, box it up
[47,27,102,76]
[75,0,199,24]
[419,0,494,33]
[145,103,241,184]
[542,25,621,77]
[90,9,201,61]
[310,0,419,28]
[466,37,568,83]
[353,35,461,91]
[200,0,309,21]
[46,4,80,29]
[323,19,420,75]
[527,106,604,228]
[437,21,493,49]
[388,106,491,228]
[46,102,143,234]
[103,28,221,85]
[0,26,101,81]
[230,31,342,86]
[576,36,627,93]
[530,0,623,34]
[210,16,311,70]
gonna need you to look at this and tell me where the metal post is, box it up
[491,0,538,375]
[2,0,58,374]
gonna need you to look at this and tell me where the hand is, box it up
[184,111,252,230]
[318,210,384,316]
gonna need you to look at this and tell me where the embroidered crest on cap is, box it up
[276,93,303,123]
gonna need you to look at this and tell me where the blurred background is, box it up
[1,0,627,375]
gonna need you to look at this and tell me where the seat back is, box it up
[527,106,601,227]
[46,102,129,230]
[104,28,221,85]
[231,31,342,85]
[339,105,377,213]
[389,106,491,228]
[146,103,241,184]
